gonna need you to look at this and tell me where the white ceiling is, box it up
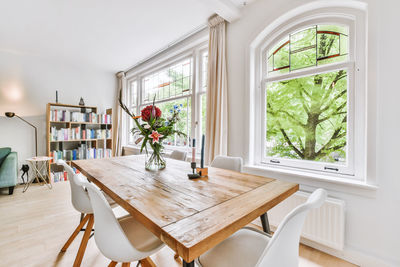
[0,0,223,72]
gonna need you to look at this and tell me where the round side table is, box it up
[23,156,53,193]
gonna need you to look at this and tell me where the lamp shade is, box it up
[5,112,15,118]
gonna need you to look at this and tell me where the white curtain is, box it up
[205,14,228,164]
[113,71,126,156]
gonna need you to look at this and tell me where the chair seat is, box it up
[118,216,164,253]
[197,227,270,267]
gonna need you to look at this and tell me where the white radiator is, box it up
[258,191,345,251]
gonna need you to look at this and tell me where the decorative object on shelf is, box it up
[56,90,58,103]
[119,92,186,171]
[5,112,38,156]
[79,97,85,106]
[20,164,29,184]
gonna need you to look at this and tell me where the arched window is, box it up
[249,2,367,179]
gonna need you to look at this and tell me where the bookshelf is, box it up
[46,103,113,181]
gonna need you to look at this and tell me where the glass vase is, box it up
[145,151,166,171]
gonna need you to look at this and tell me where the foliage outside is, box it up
[266,25,348,164]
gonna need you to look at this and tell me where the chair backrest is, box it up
[83,181,150,262]
[170,150,187,161]
[0,147,11,166]
[122,146,141,156]
[256,189,327,267]
[211,155,243,172]
[56,160,92,214]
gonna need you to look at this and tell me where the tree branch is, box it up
[320,71,347,107]
[297,136,305,153]
[280,128,304,158]
[275,110,306,127]
[325,142,347,153]
[320,89,347,113]
[316,116,347,156]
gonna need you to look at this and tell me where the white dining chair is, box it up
[170,150,187,161]
[195,188,327,267]
[83,180,165,267]
[211,155,243,172]
[57,160,125,267]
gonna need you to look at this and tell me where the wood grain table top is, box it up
[72,155,299,262]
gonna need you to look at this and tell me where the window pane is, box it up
[130,81,137,107]
[142,58,192,103]
[202,52,208,91]
[267,24,349,75]
[268,37,290,75]
[290,27,316,51]
[266,69,347,164]
[290,27,317,70]
[274,42,289,70]
[317,25,349,66]
[317,31,340,58]
[290,48,316,71]
[156,98,191,147]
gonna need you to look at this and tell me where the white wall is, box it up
[0,51,115,184]
[226,0,400,266]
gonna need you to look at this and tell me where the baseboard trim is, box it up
[299,238,395,267]
[252,220,396,267]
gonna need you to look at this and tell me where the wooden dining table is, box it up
[72,155,299,267]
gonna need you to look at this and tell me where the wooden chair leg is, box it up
[108,261,118,267]
[140,257,156,267]
[60,214,90,252]
[174,253,182,264]
[73,214,94,267]
[121,263,131,267]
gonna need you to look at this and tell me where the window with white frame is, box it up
[258,13,366,178]
[126,45,208,151]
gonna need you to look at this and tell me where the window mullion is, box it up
[264,61,354,83]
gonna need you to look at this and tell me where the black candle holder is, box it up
[188,162,200,179]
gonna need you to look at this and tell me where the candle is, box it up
[201,134,205,168]
[192,138,196,162]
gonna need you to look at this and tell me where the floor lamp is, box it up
[5,112,38,157]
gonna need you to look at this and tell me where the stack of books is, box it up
[51,167,81,183]
[50,144,112,161]
[50,127,111,141]
[52,171,67,182]
[50,109,112,124]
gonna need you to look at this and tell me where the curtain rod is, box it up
[124,23,208,74]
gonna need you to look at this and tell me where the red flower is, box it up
[141,105,161,122]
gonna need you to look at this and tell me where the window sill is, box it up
[244,164,378,198]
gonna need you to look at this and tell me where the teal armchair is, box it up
[0,147,18,195]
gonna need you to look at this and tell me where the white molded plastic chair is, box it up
[196,188,327,267]
[83,180,165,266]
[57,160,124,267]
[211,155,243,172]
[170,150,187,161]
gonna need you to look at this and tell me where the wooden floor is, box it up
[0,182,357,267]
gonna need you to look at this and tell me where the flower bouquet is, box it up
[119,92,186,171]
